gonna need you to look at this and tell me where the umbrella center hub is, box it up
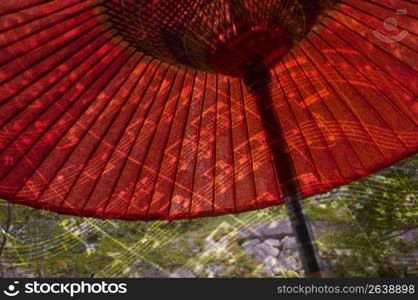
[97,0,336,76]
[207,25,294,76]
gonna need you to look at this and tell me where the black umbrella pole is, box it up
[283,190,322,277]
[242,59,322,277]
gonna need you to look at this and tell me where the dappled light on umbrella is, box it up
[0,0,417,276]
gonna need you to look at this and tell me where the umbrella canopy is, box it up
[0,0,417,221]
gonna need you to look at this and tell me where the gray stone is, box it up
[276,245,302,272]
[241,239,260,249]
[245,242,280,261]
[143,266,170,278]
[172,267,196,278]
[281,236,297,249]
[236,220,292,240]
[263,256,280,276]
[264,239,280,247]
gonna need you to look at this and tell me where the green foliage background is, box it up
[0,155,416,278]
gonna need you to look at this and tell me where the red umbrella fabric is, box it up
[0,0,417,221]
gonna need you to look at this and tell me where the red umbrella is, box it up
[0,0,417,276]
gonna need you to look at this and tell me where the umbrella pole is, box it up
[283,190,322,277]
[242,59,322,277]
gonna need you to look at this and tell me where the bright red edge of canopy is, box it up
[0,0,417,221]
